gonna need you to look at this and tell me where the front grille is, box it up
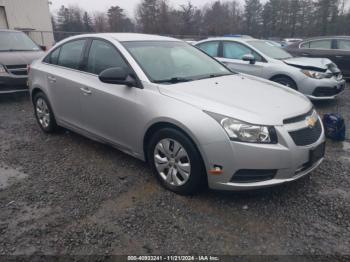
[312,86,345,97]
[231,169,277,183]
[289,120,322,146]
[284,108,314,124]
[5,65,28,76]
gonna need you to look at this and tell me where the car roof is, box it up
[197,37,264,44]
[284,38,303,40]
[301,35,350,41]
[60,33,181,43]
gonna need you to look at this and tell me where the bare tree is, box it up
[93,12,108,32]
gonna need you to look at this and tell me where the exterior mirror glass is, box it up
[99,67,136,87]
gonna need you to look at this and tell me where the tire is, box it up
[147,128,206,195]
[271,76,298,90]
[33,92,58,133]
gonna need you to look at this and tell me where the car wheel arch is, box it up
[270,74,298,90]
[143,121,206,167]
[31,87,45,104]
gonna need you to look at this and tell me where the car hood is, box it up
[283,57,339,72]
[0,51,45,66]
[158,74,311,126]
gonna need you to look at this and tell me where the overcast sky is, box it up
[50,0,249,17]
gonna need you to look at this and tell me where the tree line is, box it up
[52,0,350,40]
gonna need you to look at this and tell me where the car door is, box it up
[334,39,350,78]
[218,41,265,77]
[45,39,87,127]
[298,39,335,61]
[78,39,143,150]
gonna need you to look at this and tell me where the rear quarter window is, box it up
[44,47,61,65]
[57,40,86,70]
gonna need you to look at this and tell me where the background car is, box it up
[264,40,283,48]
[0,29,45,94]
[282,38,303,47]
[286,36,350,79]
[196,38,346,99]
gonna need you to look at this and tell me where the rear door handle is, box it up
[80,87,92,95]
[301,53,310,56]
[335,55,344,58]
[47,75,56,83]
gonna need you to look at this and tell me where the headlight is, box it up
[0,65,7,74]
[301,69,329,79]
[205,112,278,144]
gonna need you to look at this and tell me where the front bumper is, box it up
[202,118,326,191]
[0,74,28,94]
[299,77,346,100]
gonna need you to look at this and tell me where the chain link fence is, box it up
[22,30,209,47]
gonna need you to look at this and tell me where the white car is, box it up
[29,33,325,194]
[196,38,346,100]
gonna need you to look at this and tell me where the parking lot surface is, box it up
[0,85,349,255]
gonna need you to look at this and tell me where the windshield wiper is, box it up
[197,73,234,80]
[154,77,193,84]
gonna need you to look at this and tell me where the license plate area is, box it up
[310,142,326,165]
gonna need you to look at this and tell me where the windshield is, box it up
[248,40,293,60]
[122,41,233,84]
[0,31,40,52]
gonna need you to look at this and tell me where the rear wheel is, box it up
[271,76,297,90]
[33,92,58,133]
[147,128,206,195]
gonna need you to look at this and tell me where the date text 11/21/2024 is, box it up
[127,256,220,261]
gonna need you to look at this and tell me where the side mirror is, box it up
[99,67,137,87]
[242,54,256,64]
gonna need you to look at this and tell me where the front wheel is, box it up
[147,128,206,195]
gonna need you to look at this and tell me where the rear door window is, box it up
[86,40,129,75]
[197,41,219,57]
[57,40,86,70]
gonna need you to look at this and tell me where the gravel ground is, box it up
[0,85,349,256]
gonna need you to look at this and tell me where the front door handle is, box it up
[80,87,92,95]
[335,55,344,59]
[301,53,310,56]
[47,75,56,83]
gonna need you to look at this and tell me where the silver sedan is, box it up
[196,38,346,100]
[29,34,325,194]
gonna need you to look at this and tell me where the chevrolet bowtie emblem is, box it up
[306,116,317,128]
